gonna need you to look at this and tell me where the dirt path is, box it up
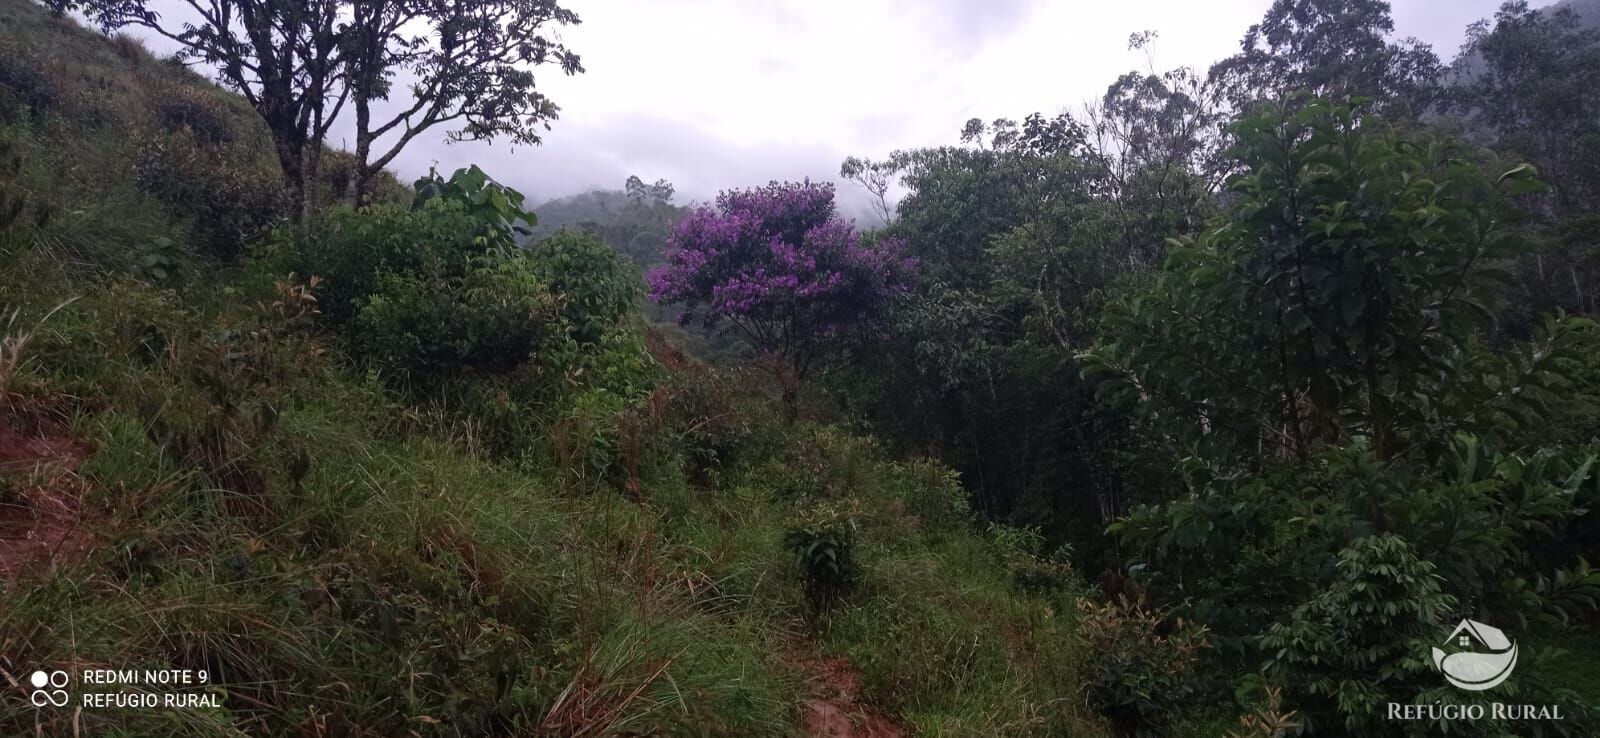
[797,654,903,738]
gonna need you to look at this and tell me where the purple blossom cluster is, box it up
[647,180,914,358]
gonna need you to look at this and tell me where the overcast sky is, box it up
[137,0,1536,213]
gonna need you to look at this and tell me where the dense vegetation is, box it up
[2,0,1599,736]
[817,1,1600,735]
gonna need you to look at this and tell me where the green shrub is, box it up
[785,499,861,612]
[0,39,55,121]
[350,247,563,383]
[411,163,531,236]
[1078,597,1209,737]
[279,201,472,325]
[526,229,643,345]
[123,236,184,283]
[154,83,235,145]
[133,131,284,260]
[759,425,883,501]
[650,337,767,483]
[281,196,559,384]
[273,167,659,461]
[987,522,1074,594]
[0,137,38,233]
[1256,535,1455,736]
[888,457,970,531]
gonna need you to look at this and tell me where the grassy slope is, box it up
[0,3,1107,735]
[0,1,278,270]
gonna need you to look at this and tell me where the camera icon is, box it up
[29,670,69,707]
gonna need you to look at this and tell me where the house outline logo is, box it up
[1432,619,1518,691]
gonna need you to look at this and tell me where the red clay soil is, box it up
[0,409,95,584]
[799,656,904,738]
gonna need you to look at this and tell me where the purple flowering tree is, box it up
[648,180,913,416]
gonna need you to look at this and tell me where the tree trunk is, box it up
[302,143,323,223]
[273,133,307,224]
[354,96,373,208]
[774,359,800,424]
[780,373,799,423]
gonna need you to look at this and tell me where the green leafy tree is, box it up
[1089,99,1600,734]
[1208,0,1441,117]
[57,0,584,214]
[623,174,674,205]
[342,0,583,204]
[1090,32,1229,232]
[834,44,1228,543]
[1087,99,1559,463]
[833,118,1102,522]
[1447,1,1600,318]
[1450,0,1600,210]
[834,76,1218,546]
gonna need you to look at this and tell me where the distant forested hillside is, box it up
[526,176,685,267]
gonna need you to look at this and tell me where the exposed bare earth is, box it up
[798,655,903,738]
[0,408,95,585]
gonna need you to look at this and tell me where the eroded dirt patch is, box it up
[799,655,903,738]
[0,407,95,584]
